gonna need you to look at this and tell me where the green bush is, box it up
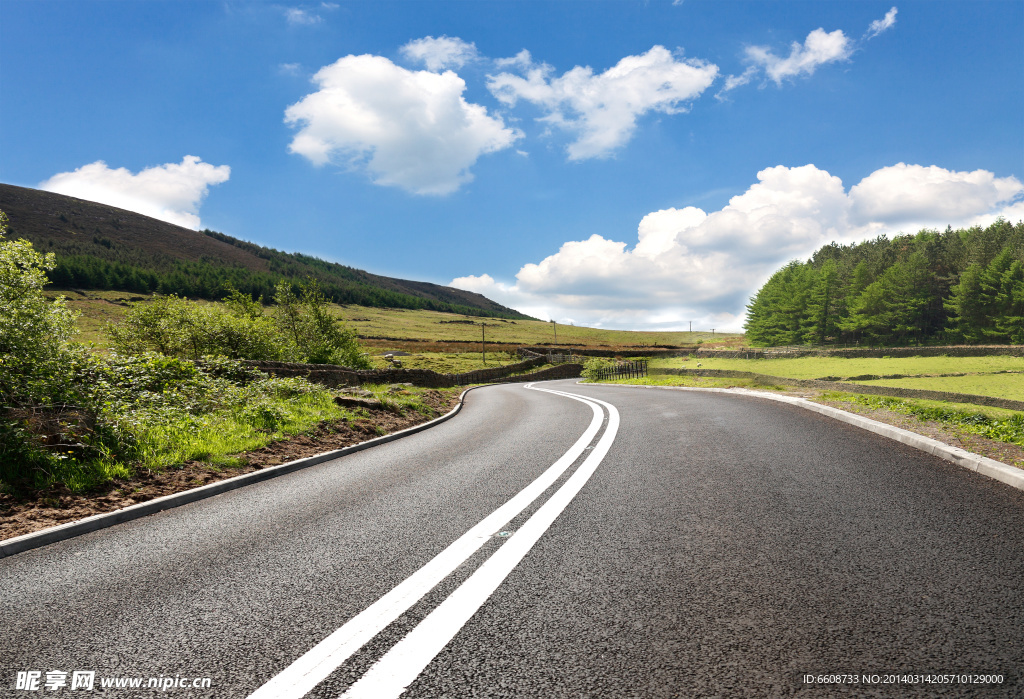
[273,279,370,367]
[0,208,357,494]
[0,210,80,401]
[0,210,102,486]
[107,294,284,361]
[106,280,371,368]
[581,357,617,381]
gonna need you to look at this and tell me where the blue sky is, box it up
[2,0,1022,331]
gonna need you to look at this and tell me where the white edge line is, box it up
[246,385,605,699]
[340,387,620,699]
[1,386,483,559]
[584,382,1024,492]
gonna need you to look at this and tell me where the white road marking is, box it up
[340,387,620,699]
[247,387,607,699]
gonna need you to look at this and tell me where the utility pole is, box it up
[481,322,486,365]
[689,320,692,334]
[551,319,557,345]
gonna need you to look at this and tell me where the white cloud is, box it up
[850,163,1023,226]
[400,36,478,72]
[278,62,302,75]
[494,49,533,70]
[284,7,321,25]
[284,54,520,195]
[452,163,1023,332]
[747,27,852,85]
[715,67,757,98]
[39,156,230,230]
[865,7,898,39]
[721,11,897,96]
[487,46,718,160]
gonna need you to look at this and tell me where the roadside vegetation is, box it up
[368,351,525,374]
[108,281,371,367]
[816,392,1024,448]
[745,218,1024,347]
[585,373,790,392]
[0,210,448,498]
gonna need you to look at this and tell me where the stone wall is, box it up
[519,346,697,359]
[243,356,553,389]
[490,363,582,383]
[650,368,1024,411]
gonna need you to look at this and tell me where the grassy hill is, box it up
[0,183,532,319]
[57,289,742,354]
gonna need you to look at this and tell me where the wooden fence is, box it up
[592,360,648,382]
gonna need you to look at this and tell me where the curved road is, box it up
[3,379,1023,697]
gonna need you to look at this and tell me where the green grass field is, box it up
[334,304,738,349]
[649,355,1024,379]
[44,289,152,349]
[859,374,1024,400]
[647,355,1024,401]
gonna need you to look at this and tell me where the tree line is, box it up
[35,232,525,320]
[744,218,1024,347]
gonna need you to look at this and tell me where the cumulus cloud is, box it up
[39,156,230,229]
[285,54,520,195]
[865,7,898,39]
[487,46,718,160]
[400,36,478,72]
[451,163,1023,332]
[849,163,1023,226]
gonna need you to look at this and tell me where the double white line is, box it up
[248,385,620,699]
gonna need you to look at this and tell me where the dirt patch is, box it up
[811,396,1024,471]
[0,390,460,541]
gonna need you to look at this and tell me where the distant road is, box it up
[3,380,1023,697]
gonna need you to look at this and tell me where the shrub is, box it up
[0,210,80,401]
[107,294,284,361]
[0,210,101,488]
[273,279,370,368]
[107,281,371,368]
[581,357,617,381]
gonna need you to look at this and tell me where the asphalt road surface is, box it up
[3,379,1023,698]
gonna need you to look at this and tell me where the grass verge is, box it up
[1,384,462,540]
[814,391,1024,448]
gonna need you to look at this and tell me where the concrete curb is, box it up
[0,387,479,559]
[586,382,1024,493]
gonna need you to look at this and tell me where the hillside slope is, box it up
[0,183,531,319]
